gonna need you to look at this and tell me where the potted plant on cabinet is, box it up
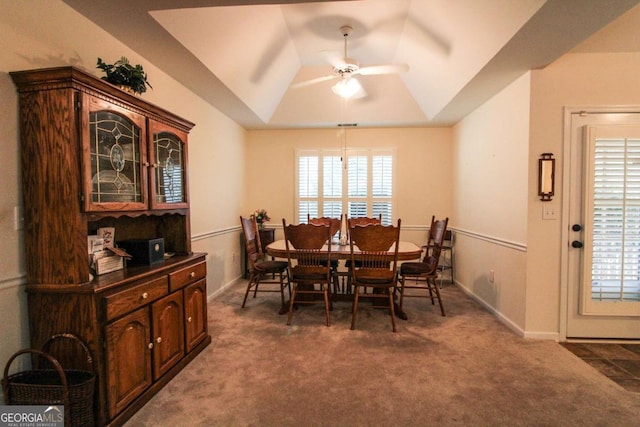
[96,56,152,94]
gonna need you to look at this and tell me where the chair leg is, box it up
[323,284,330,327]
[332,270,340,297]
[388,287,397,332]
[427,278,436,304]
[429,277,446,316]
[398,275,405,311]
[350,285,360,330]
[278,271,291,315]
[253,277,261,298]
[278,271,286,308]
[242,272,256,308]
[287,284,298,325]
[450,252,454,285]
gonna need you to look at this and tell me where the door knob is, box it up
[571,240,583,248]
[572,224,582,232]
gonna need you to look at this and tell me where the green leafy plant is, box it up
[96,57,152,94]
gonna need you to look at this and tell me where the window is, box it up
[296,149,394,225]
[589,135,640,302]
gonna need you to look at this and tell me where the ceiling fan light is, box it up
[332,77,362,99]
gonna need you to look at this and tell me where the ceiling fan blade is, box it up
[357,63,409,76]
[291,74,337,89]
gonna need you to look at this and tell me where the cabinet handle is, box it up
[143,161,150,167]
[156,337,162,344]
[148,343,154,349]
[142,292,149,299]
[189,271,195,278]
[187,316,192,323]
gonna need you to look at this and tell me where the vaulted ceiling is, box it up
[63,0,640,129]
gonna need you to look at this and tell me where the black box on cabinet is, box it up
[117,238,165,265]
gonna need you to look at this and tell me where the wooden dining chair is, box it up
[397,216,449,316]
[307,214,342,241]
[348,218,401,332]
[346,214,381,230]
[308,214,342,293]
[240,216,290,314]
[282,219,333,326]
[343,214,382,293]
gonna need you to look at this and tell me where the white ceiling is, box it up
[63,0,640,129]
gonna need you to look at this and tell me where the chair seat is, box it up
[400,259,437,276]
[354,269,395,285]
[255,260,288,273]
[292,265,329,281]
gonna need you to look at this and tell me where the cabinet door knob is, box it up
[189,271,195,278]
[148,343,154,349]
[187,316,192,323]
[142,292,149,299]
[156,337,162,344]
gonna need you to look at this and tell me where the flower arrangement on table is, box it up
[253,209,270,229]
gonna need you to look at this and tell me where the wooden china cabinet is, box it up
[11,67,211,427]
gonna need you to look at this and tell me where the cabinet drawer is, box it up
[169,261,206,292]
[104,277,168,321]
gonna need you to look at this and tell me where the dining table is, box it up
[265,239,423,261]
[265,239,423,320]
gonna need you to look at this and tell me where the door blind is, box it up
[590,136,640,302]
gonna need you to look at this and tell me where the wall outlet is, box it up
[488,269,495,283]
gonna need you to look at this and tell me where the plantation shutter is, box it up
[298,155,318,223]
[581,125,640,316]
[295,149,394,225]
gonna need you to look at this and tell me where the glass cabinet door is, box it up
[83,94,148,212]
[149,119,189,210]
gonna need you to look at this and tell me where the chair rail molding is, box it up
[0,274,26,291]
[453,227,526,252]
[192,225,241,241]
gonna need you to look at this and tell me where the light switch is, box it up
[542,205,557,220]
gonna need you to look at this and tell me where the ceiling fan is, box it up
[292,25,409,99]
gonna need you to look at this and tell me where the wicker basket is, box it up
[2,334,95,427]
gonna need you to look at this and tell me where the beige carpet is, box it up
[125,280,640,426]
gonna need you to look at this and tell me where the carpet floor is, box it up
[125,280,640,426]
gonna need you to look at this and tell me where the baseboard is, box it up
[523,331,560,341]
[207,275,243,302]
[454,282,558,340]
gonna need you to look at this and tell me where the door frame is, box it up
[560,105,640,341]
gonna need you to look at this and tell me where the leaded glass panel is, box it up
[89,111,142,203]
[154,132,185,204]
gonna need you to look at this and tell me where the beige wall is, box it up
[244,127,454,242]
[0,1,245,373]
[452,73,531,332]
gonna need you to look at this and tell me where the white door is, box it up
[566,110,640,339]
